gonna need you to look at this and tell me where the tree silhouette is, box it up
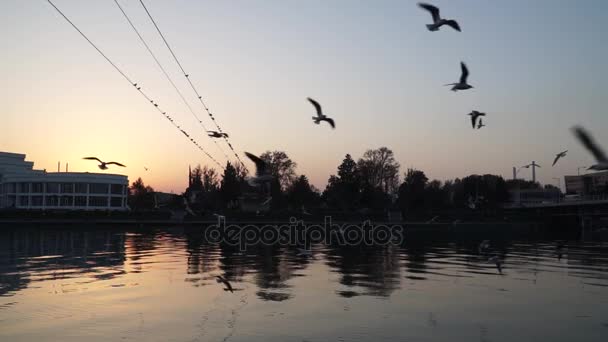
[128,177,155,210]
[260,151,297,191]
[357,147,400,194]
[220,162,243,209]
[287,175,320,209]
[323,154,362,210]
[398,168,429,213]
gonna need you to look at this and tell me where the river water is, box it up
[1,226,607,341]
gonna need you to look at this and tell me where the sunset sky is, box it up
[2,0,607,193]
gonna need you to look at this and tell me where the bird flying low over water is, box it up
[552,150,568,166]
[468,110,486,129]
[83,157,126,170]
[446,62,473,91]
[477,118,486,129]
[418,3,461,32]
[572,126,608,171]
[207,130,229,138]
[307,98,335,129]
[215,275,234,293]
[244,152,274,186]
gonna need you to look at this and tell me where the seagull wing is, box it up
[460,62,469,84]
[106,162,126,167]
[470,114,477,128]
[573,126,608,163]
[418,3,440,22]
[244,152,267,176]
[307,97,323,117]
[552,154,561,166]
[444,20,461,32]
[322,117,335,129]
[83,157,103,163]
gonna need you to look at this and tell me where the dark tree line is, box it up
[130,147,529,215]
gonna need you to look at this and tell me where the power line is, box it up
[45,0,224,170]
[113,0,231,163]
[138,0,250,173]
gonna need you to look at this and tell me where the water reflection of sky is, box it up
[1,227,607,341]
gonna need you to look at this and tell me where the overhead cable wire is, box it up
[45,0,224,170]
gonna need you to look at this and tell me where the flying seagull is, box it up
[83,157,126,170]
[215,275,234,293]
[418,3,461,32]
[244,152,274,186]
[207,130,229,138]
[308,98,335,129]
[446,62,473,91]
[572,126,608,170]
[468,110,486,129]
[552,150,568,166]
[477,118,486,129]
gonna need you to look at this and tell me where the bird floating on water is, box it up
[207,130,229,138]
[215,275,234,293]
[446,62,473,91]
[83,157,126,170]
[552,150,568,166]
[468,111,486,129]
[308,98,335,129]
[418,3,461,32]
[572,126,608,170]
[488,255,503,274]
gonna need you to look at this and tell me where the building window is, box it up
[31,183,44,193]
[60,196,73,207]
[89,196,108,207]
[74,196,87,207]
[111,184,124,195]
[46,183,60,194]
[18,183,30,193]
[110,197,123,207]
[89,183,108,194]
[61,183,74,194]
[18,196,29,206]
[75,183,87,194]
[31,196,43,206]
[46,195,59,206]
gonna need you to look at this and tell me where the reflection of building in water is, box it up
[0,229,126,296]
[0,151,128,210]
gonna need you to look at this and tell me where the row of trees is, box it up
[129,147,548,214]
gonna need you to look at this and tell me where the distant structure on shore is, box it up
[0,151,128,211]
[565,171,608,196]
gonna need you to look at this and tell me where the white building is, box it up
[0,151,128,211]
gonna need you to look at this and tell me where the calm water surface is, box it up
[1,227,607,341]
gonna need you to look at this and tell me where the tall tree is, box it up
[287,175,320,209]
[357,147,400,194]
[260,151,297,191]
[220,162,243,208]
[201,166,219,193]
[323,154,362,210]
[398,168,429,213]
[128,177,155,210]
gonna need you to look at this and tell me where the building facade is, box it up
[565,171,608,195]
[0,152,128,211]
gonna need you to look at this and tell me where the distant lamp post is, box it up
[577,166,588,176]
[522,161,541,183]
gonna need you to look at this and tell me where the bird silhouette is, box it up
[215,275,234,293]
[308,98,335,129]
[418,3,461,32]
[244,152,274,186]
[468,110,486,129]
[446,62,473,91]
[207,130,229,138]
[83,157,125,170]
[552,150,568,166]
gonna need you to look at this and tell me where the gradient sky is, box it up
[2,0,607,192]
